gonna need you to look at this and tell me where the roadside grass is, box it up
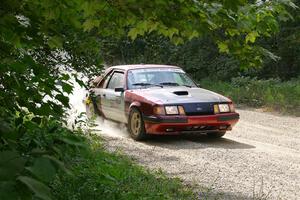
[200,77,300,116]
[51,134,196,200]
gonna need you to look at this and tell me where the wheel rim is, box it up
[131,112,141,136]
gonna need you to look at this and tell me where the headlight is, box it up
[154,105,185,115]
[165,106,179,115]
[214,104,230,113]
[153,106,166,115]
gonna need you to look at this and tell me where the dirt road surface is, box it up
[94,109,300,199]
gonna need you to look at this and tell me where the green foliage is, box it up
[102,0,300,81]
[51,135,195,200]
[257,0,300,80]
[200,77,300,116]
[18,176,52,200]
[0,111,87,200]
[101,35,242,81]
[0,0,298,199]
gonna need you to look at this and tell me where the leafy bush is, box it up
[0,110,88,200]
[200,77,300,116]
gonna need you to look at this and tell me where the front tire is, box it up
[128,108,147,141]
[207,131,226,138]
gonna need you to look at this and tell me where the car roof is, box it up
[108,64,181,71]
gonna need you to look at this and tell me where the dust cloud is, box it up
[91,117,129,138]
[67,75,129,138]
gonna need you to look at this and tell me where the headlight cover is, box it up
[219,104,230,112]
[214,104,231,113]
[154,105,185,115]
[165,106,179,115]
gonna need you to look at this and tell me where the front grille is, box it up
[183,103,214,116]
[185,111,214,116]
[183,125,221,132]
[182,125,223,133]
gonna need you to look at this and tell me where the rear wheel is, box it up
[128,108,147,141]
[207,131,226,138]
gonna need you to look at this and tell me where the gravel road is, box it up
[95,109,300,199]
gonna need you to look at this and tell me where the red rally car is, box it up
[87,64,239,140]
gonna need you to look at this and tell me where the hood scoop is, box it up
[173,91,189,96]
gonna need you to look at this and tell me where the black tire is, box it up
[128,107,147,141]
[207,131,226,138]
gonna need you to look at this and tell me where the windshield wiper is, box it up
[159,82,193,88]
[132,83,163,88]
[159,82,180,86]
[182,84,192,88]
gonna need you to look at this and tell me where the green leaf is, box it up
[171,36,184,45]
[217,42,229,53]
[18,176,52,200]
[61,74,70,81]
[26,157,56,183]
[0,181,18,200]
[245,31,259,43]
[58,134,87,148]
[62,82,73,94]
[82,19,100,32]
[167,27,179,38]
[128,27,139,40]
[82,1,100,17]
[188,30,199,40]
[55,94,69,107]
[0,151,26,181]
[147,21,159,32]
[43,155,71,175]
[226,28,239,37]
[75,76,86,88]
[37,103,52,116]
[48,36,63,49]
[44,7,60,20]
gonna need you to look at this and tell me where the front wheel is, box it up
[128,108,147,141]
[207,131,226,138]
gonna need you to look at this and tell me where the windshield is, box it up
[127,68,197,89]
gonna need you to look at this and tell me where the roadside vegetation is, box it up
[200,77,300,116]
[51,134,194,200]
[0,111,195,200]
[1,0,299,199]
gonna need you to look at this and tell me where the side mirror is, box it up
[196,83,201,88]
[114,87,124,92]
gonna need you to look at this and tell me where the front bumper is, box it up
[143,113,239,135]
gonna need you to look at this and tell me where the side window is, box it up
[107,72,125,89]
[97,71,113,88]
[90,76,102,88]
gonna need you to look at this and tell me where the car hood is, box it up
[129,86,231,104]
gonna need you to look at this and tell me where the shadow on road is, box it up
[143,134,255,150]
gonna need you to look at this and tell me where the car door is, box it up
[101,70,127,123]
[91,70,113,118]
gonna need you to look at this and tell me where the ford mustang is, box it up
[86,64,239,140]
